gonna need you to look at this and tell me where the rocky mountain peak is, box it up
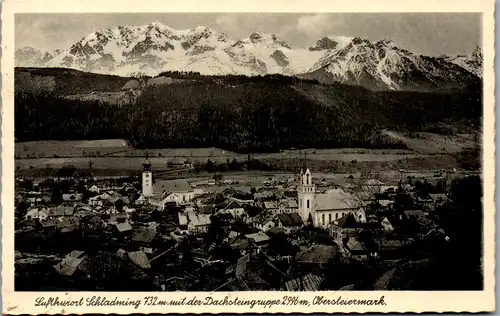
[245,32,291,49]
[15,24,482,91]
[309,37,339,51]
[471,45,482,61]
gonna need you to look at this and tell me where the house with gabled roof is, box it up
[54,250,87,276]
[263,201,278,213]
[345,237,368,261]
[329,213,363,243]
[88,195,104,206]
[40,218,57,229]
[88,185,100,194]
[381,214,404,232]
[266,199,299,214]
[275,212,303,234]
[254,213,275,232]
[62,193,83,202]
[187,212,211,234]
[48,206,75,217]
[245,232,271,248]
[135,194,148,205]
[24,207,49,221]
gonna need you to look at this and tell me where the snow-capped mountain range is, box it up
[15,22,482,91]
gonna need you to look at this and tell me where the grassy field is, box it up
[381,130,478,154]
[15,151,465,175]
[16,139,429,160]
[15,140,130,158]
[15,130,478,161]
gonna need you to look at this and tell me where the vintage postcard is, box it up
[1,0,495,313]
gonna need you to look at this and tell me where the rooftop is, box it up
[154,179,193,193]
[187,212,211,227]
[315,189,359,211]
[285,273,324,291]
[127,250,151,269]
[277,213,303,227]
[53,250,87,276]
[245,232,270,244]
[295,244,338,264]
[346,237,367,252]
[132,228,157,243]
[115,222,133,232]
[264,201,278,209]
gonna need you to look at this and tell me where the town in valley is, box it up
[15,148,483,291]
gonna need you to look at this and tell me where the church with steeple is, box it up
[297,168,364,229]
[138,151,195,209]
[298,168,315,223]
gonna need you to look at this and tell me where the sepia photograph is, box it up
[13,11,485,292]
[2,1,495,313]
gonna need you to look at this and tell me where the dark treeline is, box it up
[15,67,132,95]
[15,74,482,153]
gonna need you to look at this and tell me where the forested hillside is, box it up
[15,69,482,153]
[15,67,132,95]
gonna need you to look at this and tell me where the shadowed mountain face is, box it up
[16,23,481,92]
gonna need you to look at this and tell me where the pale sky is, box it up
[15,13,482,56]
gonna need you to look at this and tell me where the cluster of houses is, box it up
[14,157,456,291]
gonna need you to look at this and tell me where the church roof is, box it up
[154,179,193,193]
[315,189,359,211]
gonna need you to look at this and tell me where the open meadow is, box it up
[14,135,480,178]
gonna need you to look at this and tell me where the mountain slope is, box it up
[299,37,480,92]
[441,46,483,77]
[15,67,482,153]
[15,47,54,67]
[15,23,482,92]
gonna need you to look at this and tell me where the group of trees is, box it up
[15,72,482,154]
[197,158,275,173]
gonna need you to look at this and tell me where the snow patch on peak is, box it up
[16,24,482,91]
[240,32,291,49]
[328,36,355,48]
[191,25,211,32]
